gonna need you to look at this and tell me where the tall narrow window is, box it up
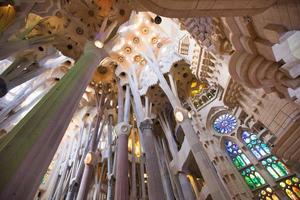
[224,140,266,190]
[261,156,289,179]
[241,166,266,190]
[225,140,250,169]
[241,131,270,159]
[242,131,289,180]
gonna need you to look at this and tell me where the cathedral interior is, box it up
[1,0,300,200]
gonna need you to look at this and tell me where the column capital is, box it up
[84,152,95,166]
[114,122,131,136]
[139,118,153,131]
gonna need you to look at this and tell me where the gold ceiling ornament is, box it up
[124,46,132,54]
[133,36,140,44]
[92,62,116,86]
[118,56,125,63]
[141,27,149,35]
[151,37,158,44]
[134,55,142,62]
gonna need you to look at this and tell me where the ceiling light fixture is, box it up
[94,40,104,48]
[175,111,184,122]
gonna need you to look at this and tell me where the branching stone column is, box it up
[174,107,231,200]
[146,58,230,199]
[76,93,105,200]
[0,41,107,200]
[0,49,67,97]
[159,113,195,200]
[140,118,166,200]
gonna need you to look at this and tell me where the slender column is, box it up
[0,41,107,200]
[54,139,74,200]
[76,124,98,200]
[139,155,147,200]
[161,139,185,200]
[106,114,114,200]
[77,94,105,200]
[130,130,137,200]
[65,122,92,200]
[159,113,196,200]
[139,119,166,200]
[114,85,131,200]
[180,118,231,200]
[148,59,230,199]
[154,138,175,200]
[42,142,68,199]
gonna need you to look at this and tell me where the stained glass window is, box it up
[213,113,237,134]
[258,187,280,200]
[241,166,266,190]
[241,131,271,159]
[261,156,289,179]
[225,140,250,169]
[279,177,300,200]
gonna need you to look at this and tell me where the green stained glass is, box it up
[262,156,289,180]
[250,174,261,187]
[241,153,251,165]
[272,163,286,177]
[278,161,289,174]
[225,140,250,170]
[236,155,246,167]
[255,172,266,185]
[261,143,271,154]
[241,167,265,190]
[267,166,279,179]
[233,158,241,169]
[245,176,255,190]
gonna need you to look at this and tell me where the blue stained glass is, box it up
[213,113,237,134]
[252,149,262,159]
[225,140,250,169]
[241,131,271,159]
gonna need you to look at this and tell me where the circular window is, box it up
[213,113,237,134]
